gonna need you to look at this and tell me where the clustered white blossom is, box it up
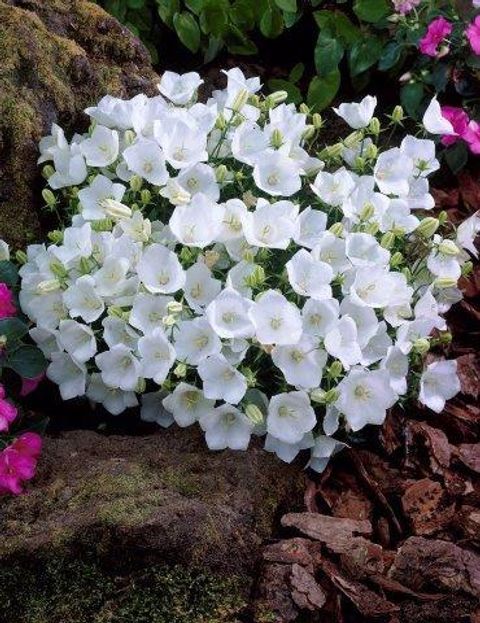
[20,68,478,470]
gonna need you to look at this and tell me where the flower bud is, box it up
[365,222,379,235]
[390,251,403,268]
[399,72,412,83]
[381,231,395,249]
[328,361,343,379]
[268,90,288,105]
[174,362,187,378]
[438,239,459,256]
[107,306,124,318]
[245,404,264,426]
[368,117,381,135]
[140,189,151,204]
[48,229,63,244]
[204,250,220,269]
[135,378,146,393]
[215,113,227,130]
[232,89,249,112]
[15,250,27,265]
[162,314,177,327]
[300,103,310,115]
[401,267,412,280]
[79,257,92,275]
[242,191,257,208]
[324,388,339,404]
[124,130,136,145]
[310,388,326,404]
[42,165,55,179]
[354,156,366,170]
[439,331,452,344]
[343,131,363,149]
[167,301,183,314]
[91,218,113,232]
[359,203,375,221]
[438,210,448,225]
[329,223,343,237]
[302,125,315,141]
[248,94,261,108]
[101,198,132,220]
[434,276,458,288]
[42,189,56,207]
[50,261,68,279]
[129,175,143,192]
[391,105,405,124]
[215,164,228,183]
[364,143,378,160]
[461,261,473,276]
[412,337,430,355]
[416,217,439,238]
[36,279,61,294]
[271,128,283,148]
[312,113,323,129]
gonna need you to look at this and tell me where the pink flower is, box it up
[440,106,470,146]
[11,432,43,460]
[464,120,480,154]
[0,385,17,433]
[20,373,45,397]
[466,16,480,55]
[0,447,37,495]
[393,0,420,15]
[419,17,452,57]
[0,283,16,319]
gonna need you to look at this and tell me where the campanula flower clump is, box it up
[19,69,478,470]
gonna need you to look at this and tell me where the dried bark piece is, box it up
[390,537,480,598]
[406,422,452,475]
[253,563,298,623]
[281,512,371,553]
[263,538,316,568]
[456,443,480,474]
[401,479,455,535]
[320,560,399,617]
[456,355,480,400]
[290,563,326,611]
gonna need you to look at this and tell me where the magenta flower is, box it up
[0,447,37,495]
[11,432,43,460]
[0,385,17,433]
[0,283,16,319]
[419,17,452,57]
[464,120,480,154]
[20,373,45,397]
[440,106,470,146]
[466,16,480,55]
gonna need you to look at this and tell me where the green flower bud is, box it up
[391,105,405,124]
[162,314,177,327]
[140,189,151,204]
[310,388,327,404]
[461,261,473,276]
[42,165,55,179]
[312,113,323,129]
[390,251,403,268]
[412,337,430,355]
[438,210,448,225]
[167,301,183,314]
[124,130,136,145]
[248,94,261,108]
[107,306,124,318]
[135,378,146,394]
[268,90,288,105]
[91,218,113,232]
[42,189,56,207]
[129,175,143,192]
[381,231,395,249]
[416,217,439,238]
[15,250,27,265]
[79,257,92,275]
[401,267,412,281]
[439,331,452,344]
[434,276,458,289]
[359,203,375,221]
[329,223,343,237]
[271,128,283,148]
[232,89,249,112]
[364,143,378,160]
[50,261,68,279]
[368,117,381,135]
[174,362,187,378]
[48,230,63,244]
[438,239,459,256]
[215,113,227,130]
[324,388,339,404]
[36,279,61,294]
[328,360,343,379]
[364,222,380,235]
[302,125,315,141]
[344,131,363,148]
[215,164,228,183]
[300,103,310,115]
[245,404,264,425]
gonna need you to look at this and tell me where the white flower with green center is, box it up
[163,382,214,428]
[333,95,377,129]
[184,262,221,313]
[310,169,355,207]
[129,293,173,334]
[177,163,219,201]
[242,199,298,250]
[419,360,460,413]
[138,244,185,294]
[47,352,87,401]
[80,125,119,167]
[154,118,207,169]
[102,316,140,350]
[174,317,221,365]
[77,174,126,221]
[95,344,142,391]
[158,70,203,106]
[87,373,138,416]
[286,249,333,300]
[267,391,316,444]
[249,290,302,345]
[138,328,176,385]
[169,193,223,248]
[302,298,339,338]
[218,199,247,242]
[200,405,254,451]
[272,337,327,389]
[293,207,327,249]
[63,275,104,324]
[253,150,302,197]
[335,368,397,431]
[324,315,362,369]
[93,256,129,297]
[206,288,254,339]
[198,354,247,405]
[123,138,169,186]
[374,148,413,196]
[58,319,96,363]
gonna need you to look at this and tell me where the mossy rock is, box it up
[0,0,159,249]
[0,428,305,621]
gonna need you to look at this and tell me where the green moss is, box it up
[0,554,247,623]
[159,465,201,497]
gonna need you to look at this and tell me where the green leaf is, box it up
[204,35,224,62]
[400,82,424,117]
[156,0,180,26]
[199,0,229,36]
[173,11,201,52]
[227,23,258,55]
[307,70,341,111]
[0,261,18,287]
[289,62,304,84]
[6,345,47,379]
[274,0,297,11]
[259,6,284,38]
[353,0,390,23]
[349,37,382,76]
[185,0,204,15]
[378,42,402,71]
[267,79,302,104]
[0,318,29,343]
[314,32,344,76]
[230,0,256,30]
[127,0,145,8]
[445,142,468,174]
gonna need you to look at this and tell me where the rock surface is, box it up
[0,428,304,622]
[0,0,159,248]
